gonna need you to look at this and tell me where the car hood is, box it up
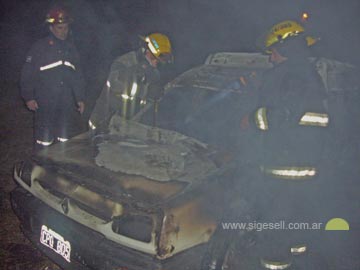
[95,115,217,182]
[34,116,219,205]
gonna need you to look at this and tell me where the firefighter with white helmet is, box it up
[20,5,85,151]
[89,32,174,130]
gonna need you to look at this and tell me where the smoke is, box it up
[309,0,360,65]
[4,0,359,81]
[125,0,359,70]
[1,0,358,266]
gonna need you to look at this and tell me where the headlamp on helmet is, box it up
[45,6,73,24]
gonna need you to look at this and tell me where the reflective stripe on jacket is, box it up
[255,108,329,130]
[20,35,85,105]
[253,57,329,180]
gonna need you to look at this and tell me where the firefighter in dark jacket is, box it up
[89,33,173,131]
[21,6,85,151]
[247,21,330,269]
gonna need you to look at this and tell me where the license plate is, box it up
[40,225,71,262]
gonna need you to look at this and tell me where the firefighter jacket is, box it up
[21,34,85,106]
[252,57,329,180]
[89,49,164,130]
[20,34,85,144]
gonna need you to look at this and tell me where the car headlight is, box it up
[112,214,153,243]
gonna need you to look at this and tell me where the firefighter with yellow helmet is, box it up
[247,20,330,269]
[264,20,317,50]
[89,33,174,130]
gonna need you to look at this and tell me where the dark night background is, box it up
[0,0,359,269]
[1,0,360,110]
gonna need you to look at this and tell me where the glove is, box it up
[26,100,38,111]
[77,101,85,114]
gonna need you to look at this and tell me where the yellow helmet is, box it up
[264,20,317,49]
[143,33,173,63]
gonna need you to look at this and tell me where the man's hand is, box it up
[26,100,38,111]
[77,101,85,114]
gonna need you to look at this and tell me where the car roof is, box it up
[166,52,272,93]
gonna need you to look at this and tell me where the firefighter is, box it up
[89,33,174,130]
[248,20,330,269]
[20,5,85,151]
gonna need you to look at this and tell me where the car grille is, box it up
[35,177,155,244]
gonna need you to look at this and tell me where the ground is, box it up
[0,80,62,270]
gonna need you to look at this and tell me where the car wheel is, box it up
[201,228,251,270]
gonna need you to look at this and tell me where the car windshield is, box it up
[137,86,253,151]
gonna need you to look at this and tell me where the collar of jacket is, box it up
[48,33,70,49]
[136,48,157,70]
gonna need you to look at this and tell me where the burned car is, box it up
[11,52,358,270]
